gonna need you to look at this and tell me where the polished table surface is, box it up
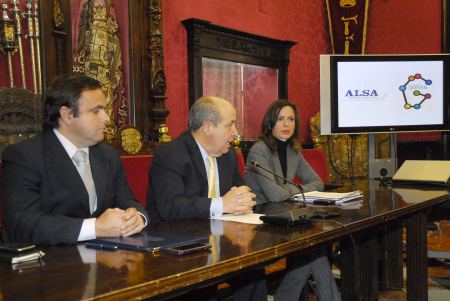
[0,181,449,301]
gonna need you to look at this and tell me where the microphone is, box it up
[251,160,306,206]
[251,160,314,222]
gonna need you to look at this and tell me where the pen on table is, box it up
[85,242,118,251]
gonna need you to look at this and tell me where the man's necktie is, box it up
[73,150,97,214]
[207,155,217,198]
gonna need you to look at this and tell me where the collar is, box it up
[194,138,210,162]
[53,128,89,159]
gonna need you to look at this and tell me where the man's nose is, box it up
[102,110,110,123]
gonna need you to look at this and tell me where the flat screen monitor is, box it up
[320,54,450,135]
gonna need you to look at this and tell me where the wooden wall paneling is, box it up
[39,0,72,95]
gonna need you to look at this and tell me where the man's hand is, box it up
[222,185,256,215]
[95,208,127,237]
[120,208,145,237]
[95,207,145,237]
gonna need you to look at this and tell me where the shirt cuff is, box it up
[210,197,223,217]
[77,218,97,241]
[138,212,148,227]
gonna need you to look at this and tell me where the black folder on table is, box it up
[88,229,208,253]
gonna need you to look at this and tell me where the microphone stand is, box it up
[251,160,306,206]
[251,160,314,221]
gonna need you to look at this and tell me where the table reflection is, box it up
[223,221,257,254]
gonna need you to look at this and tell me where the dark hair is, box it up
[43,75,103,129]
[188,96,222,131]
[260,99,301,152]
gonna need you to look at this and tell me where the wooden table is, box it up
[0,181,448,301]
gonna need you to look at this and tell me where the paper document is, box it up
[212,213,264,224]
[291,190,363,206]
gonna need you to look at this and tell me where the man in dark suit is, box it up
[2,75,147,244]
[147,96,266,301]
[147,96,255,222]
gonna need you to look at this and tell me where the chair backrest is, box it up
[0,88,42,156]
[121,155,153,207]
[301,148,329,183]
[236,150,246,178]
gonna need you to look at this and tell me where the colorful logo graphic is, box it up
[399,73,432,109]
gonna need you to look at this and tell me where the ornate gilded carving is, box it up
[120,127,143,155]
[11,0,27,88]
[52,0,64,29]
[0,3,17,87]
[0,5,16,52]
[310,112,390,185]
[148,0,169,142]
[113,125,153,155]
[340,0,356,8]
[73,0,128,142]
[158,123,171,143]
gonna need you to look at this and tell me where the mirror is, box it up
[202,57,278,138]
[183,18,295,144]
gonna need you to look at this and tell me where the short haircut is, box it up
[260,99,300,152]
[43,75,103,129]
[188,96,222,131]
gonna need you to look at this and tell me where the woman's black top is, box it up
[276,139,289,182]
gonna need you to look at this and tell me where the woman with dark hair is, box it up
[245,99,340,301]
[246,99,323,203]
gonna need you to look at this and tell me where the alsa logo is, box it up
[344,89,379,97]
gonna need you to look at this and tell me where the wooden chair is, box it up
[0,88,42,156]
[121,155,152,207]
[235,149,246,178]
[0,88,41,242]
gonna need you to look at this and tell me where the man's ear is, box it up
[59,106,73,124]
[201,121,212,135]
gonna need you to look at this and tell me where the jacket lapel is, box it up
[183,132,208,190]
[286,146,299,180]
[217,153,232,196]
[89,144,107,215]
[44,130,91,214]
[271,151,283,184]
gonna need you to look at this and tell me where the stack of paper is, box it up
[291,190,363,206]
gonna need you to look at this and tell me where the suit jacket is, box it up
[147,131,244,223]
[245,140,324,204]
[1,129,148,244]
